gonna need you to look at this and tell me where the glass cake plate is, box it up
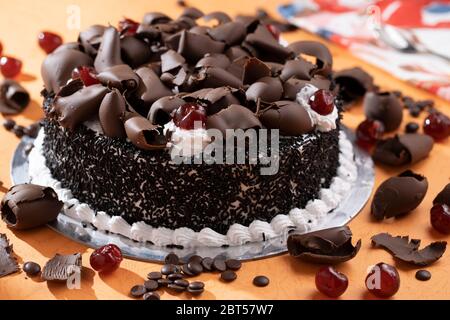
[11,127,374,263]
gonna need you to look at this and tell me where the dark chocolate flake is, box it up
[0,233,19,278]
[178,30,225,63]
[371,233,447,266]
[364,92,403,132]
[41,253,82,281]
[288,41,333,76]
[124,115,167,151]
[96,64,140,91]
[0,80,30,115]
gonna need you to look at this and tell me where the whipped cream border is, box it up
[29,129,357,248]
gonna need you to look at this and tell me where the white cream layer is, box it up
[29,129,357,247]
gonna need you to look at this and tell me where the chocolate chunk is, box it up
[225,259,241,271]
[97,64,140,91]
[221,270,237,282]
[142,12,172,25]
[143,291,160,300]
[405,122,419,133]
[1,184,63,230]
[196,54,230,70]
[181,263,195,277]
[41,253,82,281]
[253,275,269,287]
[364,92,403,132]
[178,30,225,62]
[371,233,447,266]
[52,83,108,130]
[124,115,167,150]
[130,284,147,297]
[288,41,333,76]
[280,58,315,82]
[206,104,262,135]
[242,57,271,85]
[41,49,93,94]
[371,170,428,220]
[144,280,159,291]
[201,257,213,271]
[147,271,162,280]
[0,234,19,278]
[161,50,186,73]
[415,270,431,281]
[334,67,375,106]
[148,96,184,125]
[94,27,124,72]
[180,7,204,20]
[373,134,434,166]
[245,25,291,63]
[259,100,314,136]
[23,261,41,277]
[434,184,450,206]
[164,252,180,265]
[0,80,30,115]
[78,25,106,56]
[120,36,152,69]
[200,67,243,89]
[287,226,362,264]
[136,67,172,105]
[246,77,283,102]
[203,11,232,25]
[207,22,247,46]
[99,90,127,138]
[212,257,227,272]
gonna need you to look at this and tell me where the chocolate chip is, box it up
[167,273,184,281]
[188,281,205,290]
[167,283,186,292]
[187,255,203,264]
[187,287,204,295]
[144,280,159,291]
[253,275,269,287]
[13,125,25,138]
[0,234,19,278]
[405,122,419,133]
[174,279,189,287]
[157,278,172,287]
[409,106,420,117]
[147,271,162,280]
[201,257,213,271]
[415,270,431,281]
[143,291,160,300]
[130,285,147,298]
[181,264,195,277]
[187,261,203,275]
[2,119,15,131]
[161,264,177,275]
[212,257,227,272]
[165,253,180,265]
[221,270,237,282]
[23,261,41,277]
[225,259,241,271]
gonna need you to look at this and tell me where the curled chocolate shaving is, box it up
[184,87,241,115]
[225,46,250,62]
[78,25,106,56]
[142,12,172,25]
[287,226,361,264]
[242,57,271,85]
[246,77,282,102]
[288,41,333,76]
[434,183,450,206]
[178,30,225,62]
[245,25,291,63]
[124,115,167,150]
[180,7,204,20]
[94,27,124,72]
[196,53,230,70]
[334,67,375,107]
[41,49,93,94]
[161,50,186,73]
[148,96,185,125]
[372,233,447,266]
[1,184,63,230]
[203,11,232,25]
[280,58,314,82]
[42,253,82,281]
[283,78,309,100]
[136,67,172,105]
[371,170,428,220]
[259,100,313,135]
[364,92,403,132]
[120,36,153,69]
[99,90,127,138]
[96,64,140,91]
[206,104,261,135]
[0,80,30,115]
[199,67,243,89]
[0,234,19,278]
[207,22,247,46]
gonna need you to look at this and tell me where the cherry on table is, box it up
[423,112,450,141]
[38,31,63,54]
[366,262,400,298]
[356,119,385,150]
[173,103,207,130]
[90,244,123,273]
[430,204,450,234]
[0,56,22,78]
[315,266,348,298]
[118,18,140,36]
[72,66,100,87]
[310,89,335,115]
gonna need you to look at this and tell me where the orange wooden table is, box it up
[0,0,449,300]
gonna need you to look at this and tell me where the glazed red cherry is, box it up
[315,266,348,298]
[173,103,207,130]
[366,262,400,298]
[310,89,335,115]
[90,244,123,273]
[423,112,450,141]
[0,56,22,78]
[430,204,450,234]
[266,24,280,41]
[118,18,140,36]
[72,66,100,87]
[356,119,385,150]
[38,31,63,54]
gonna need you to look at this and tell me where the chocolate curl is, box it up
[334,67,375,106]
[52,82,108,130]
[42,253,82,281]
[53,42,83,54]
[203,11,232,25]
[0,234,19,277]
[148,96,185,125]
[1,184,63,230]
[178,30,226,62]
[136,67,173,105]
[364,92,403,132]
[199,67,243,89]
[246,77,283,103]
[280,58,315,82]
[0,80,30,115]
[94,27,124,72]
[225,46,250,62]
[259,101,313,135]
[99,90,127,138]
[206,104,262,135]
[97,64,140,91]
[183,87,241,115]
[433,184,450,206]
[242,57,271,85]
[288,41,333,76]
[78,25,106,56]
[207,22,247,46]
[120,36,153,69]
[124,115,167,150]
[161,50,186,73]
[244,25,291,63]
[180,7,204,20]
[41,49,93,94]
[283,78,309,100]
[142,12,172,25]
[196,54,231,70]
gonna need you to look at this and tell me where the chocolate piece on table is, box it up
[221,270,237,282]
[136,67,173,105]
[415,270,431,281]
[78,25,106,56]
[434,183,450,206]
[212,257,227,272]
[148,96,184,125]
[0,80,30,115]
[225,259,242,271]
[371,170,428,220]
[1,184,63,230]
[23,261,41,277]
[94,27,124,72]
[130,284,147,297]
[120,36,153,69]
[288,40,333,76]
[242,57,271,85]
[253,275,269,287]
[99,90,127,138]
[96,64,140,91]
[207,21,247,46]
[147,271,162,280]
[333,67,375,106]
[364,92,403,132]
[124,115,167,151]
[164,252,180,265]
[371,233,447,266]
[143,291,160,300]
[0,233,19,278]
[41,253,82,281]
[246,76,283,102]
[206,104,262,135]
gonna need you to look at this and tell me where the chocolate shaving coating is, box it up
[364,92,402,132]
[161,50,186,73]
[372,233,447,266]
[206,104,261,134]
[371,170,428,220]
[200,67,243,89]
[180,7,204,20]
[41,253,82,281]
[434,183,450,206]
[124,115,167,150]
[1,184,63,230]
[0,234,19,278]
[334,67,374,106]
[287,226,361,264]
[94,27,123,72]
[0,80,30,115]
[99,90,127,138]
[245,25,291,63]
[96,64,140,91]
[288,41,333,76]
